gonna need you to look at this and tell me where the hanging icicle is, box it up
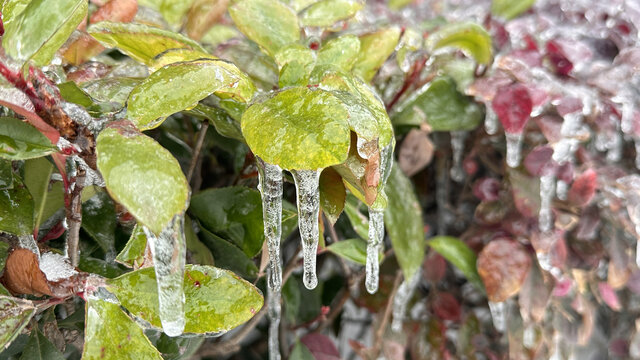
[366,208,384,294]
[505,132,524,168]
[450,131,467,182]
[488,301,507,332]
[267,267,281,360]
[391,269,421,332]
[257,159,284,292]
[291,169,321,290]
[485,104,499,135]
[539,173,555,233]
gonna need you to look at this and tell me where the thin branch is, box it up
[371,270,403,358]
[66,167,85,267]
[186,122,209,184]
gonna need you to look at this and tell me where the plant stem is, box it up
[66,168,84,267]
[187,122,209,185]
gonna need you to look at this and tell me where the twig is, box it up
[186,122,209,184]
[66,167,85,267]
[371,270,403,359]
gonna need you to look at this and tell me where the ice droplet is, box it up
[539,174,555,232]
[450,131,467,182]
[18,234,40,258]
[257,159,283,292]
[365,208,384,294]
[505,132,523,168]
[485,104,499,135]
[488,301,507,332]
[391,269,421,333]
[143,215,186,337]
[267,267,281,360]
[292,169,321,290]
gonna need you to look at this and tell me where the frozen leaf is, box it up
[0,117,57,160]
[275,44,315,87]
[428,236,483,289]
[81,77,141,107]
[107,265,264,334]
[184,0,229,41]
[185,103,243,141]
[0,174,34,236]
[81,191,117,254]
[316,35,361,71]
[300,333,340,359]
[492,83,532,134]
[0,296,35,349]
[198,227,259,279]
[353,27,401,82]
[241,87,350,170]
[432,292,461,322]
[524,145,556,177]
[2,249,51,296]
[2,0,87,65]
[23,157,64,234]
[96,125,189,235]
[20,327,65,360]
[299,0,363,27]
[228,0,299,57]
[185,216,215,266]
[546,40,573,77]
[472,177,501,201]
[320,167,346,225]
[149,48,218,72]
[343,195,370,239]
[509,169,540,218]
[491,0,535,20]
[0,84,60,144]
[392,76,483,131]
[327,238,380,265]
[88,21,207,66]
[477,239,531,302]
[519,263,552,323]
[385,166,425,280]
[598,282,621,311]
[290,341,315,360]
[426,22,492,65]
[568,169,597,207]
[398,128,434,177]
[82,299,163,360]
[89,0,138,24]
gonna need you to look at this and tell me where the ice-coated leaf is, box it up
[428,236,484,290]
[568,169,597,207]
[1,0,31,28]
[88,21,207,66]
[0,117,57,160]
[23,158,64,234]
[353,27,401,82]
[0,174,34,236]
[343,195,370,239]
[150,48,217,72]
[492,83,532,134]
[477,239,531,302]
[228,0,300,57]
[107,265,264,334]
[20,327,65,360]
[81,191,117,254]
[82,298,163,360]
[185,103,243,141]
[216,40,279,91]
[319,167,346,225]
[198,227,259,279]
[128,59,255,130]
[426,22,492,65]
[392,76,483,131]
[290,341,315,360]
[509,168,540,218]
[0,296,35,350]
[116,224,147,268]
[384,165,425,280]
[299,0,363,27]
[275,44,316,87]
[327,238,381,265]
[2,0,87,65]
[241,87,350,170]
[96,125,189,235]
[0,83,59,144]
[316,35,360,71]
[491,0,535,20]
[0,242,9,272]
[190,187,265,258]
[81,77,142,108]
[185,216,214,266]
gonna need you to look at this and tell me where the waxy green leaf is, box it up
[0,296,35,350]
[492,0,536,20]
[23,158,64,234]
[150,48,217,72]
[426,22,492,65]
[198,228,259,279]
[275,44,316,87]
[20,327,65,360]
[428,236,484,290]
[319,167,346,225]
[96,126,189,234]
[127,59,255,130]
[353,27,401,82]
[0,174,34,236]
[116,224,147,268]
[0,117,57,160]
[299,0,363,27]
[107,265,264,334]
[229,0,300,57]
[316,35,361,71]
[81,78,142,108]
[81,191,117,254]
[241,87,350,170]
[327,238,381,265]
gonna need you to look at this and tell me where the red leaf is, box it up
[472,178,501,201]
[432,292,461,322]
[598,282,621,311]
[423,252,446,283]
[301,333,340,360]
[524,145,556,177]
[546,40,573,77]
[477,239,531,302]
[568,169,597,206]
[492,83,532,133]
[90,0,138,24]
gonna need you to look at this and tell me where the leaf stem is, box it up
[187,122,209,185]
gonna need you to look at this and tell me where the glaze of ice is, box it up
[607,127,623,162]
[450,131,467,182]
[614,87,636,135]
[539,174,555,233]
[556,179,568,200]
[39,252,78,281]
[635,138,640,170]
[18,234,40,258]
[553,113,581,164]
[257,159,283,292]
[391,269,420,333]
[72,155,106,187]
[484,104,499,135]
[523,324,536,349]
[267,267,281,360]
[365,208,384,294]
[292,169,321,290]
[143,215,186,336]
[488,301,506,332]
[505,132,523,168]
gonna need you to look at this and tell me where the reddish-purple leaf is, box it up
[556,96,583,116]
[472,178,501,201]
[627,270,640,295]
[432,292,461,322]
[598,282,621,311]
[301,333,340,360]
[556,162,574,183]
[568,169,597,206]
[519,264,553,322]
[524,145,556,177]
[398,129,434,177]
[535,114,563,143]
[546,40,573,77]
[477,239,532,302]
[552,278,572,297]
[423,252,447,283]
[492,83,532,133]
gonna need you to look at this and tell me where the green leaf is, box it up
[96,126,189,234]
[116,224,147,268]
[492,0,536,20]
[1,0,31,28]
[290,341,315,360]
[0,160,13,190]
[327,238,381,265]
[299,0,363,27]
[127,59,255,130]
[241,87,350,170]
[78,257,125,279]
[427,236,484,290]
[198,227,259,279]
[0,174,34,235]
[0,117,57,160]
[82,299,163,360]
[107,265,264,334]
[87,21,207,66]
[185,216,214,266]
[81,77,142,107]
[391,76,483,131]
[229,0,300,57]
[23,158,63,233]
[275,44,315,87]
[2,0,87,66]
[319,167,346,225]
[150,48,218,72]
[189,187,264,257]
[216,40,278,91]
[81,191,117,254]
[0,242,9,271]
[19,327,65,360]
[184,103,244,141]
[426,22,492,65]
[384,165,425,280]
[316,35,361,71]
[0,296,35,350]
[388,0,414,10]
[343,195,369,240]
[353,27,401,82]
[58,81,95,108]
[200,25,240,46]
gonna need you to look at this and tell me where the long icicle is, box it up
[450,131,467,182]
[488,301,507,332]
[143,215,186,336]
[257,158,284,291]
[366,208,384,294]
[267,267,281,360]
[539,173,555,233]
[292,169,321,290]
[391,268,421,332]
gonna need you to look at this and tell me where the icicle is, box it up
[18,234,40,258]
[450,131,467,183]
[488,301,507,332]
[485,105,499,135]
[606,125,623,163]
[505,132,523,168]
[143,215,186,337]
[391,269,421,333]
[291,169,321,290]
[267,267,281,360]
[523,324,536,349]
[635,138,640,170]
[366,208,384,294]
[539,174,555,233]
[257,159,283,292]
[556,180,568,200]
[549,333,563,360]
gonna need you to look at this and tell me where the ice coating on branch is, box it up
[539,174,555,232]
[39,252,77,282]
[143,215,186,337]
[18,234,40,258]
[552,112,582,165]
[292,169,321,290]
[257,159,283,292]
[488,301,506,332]
[450,131,467,182]
[267,268,281,360]
[484,104,499,135]
[366,208,384,294]
[391,269,420,333]
[505,132,523,168]
[556,180,568,201]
